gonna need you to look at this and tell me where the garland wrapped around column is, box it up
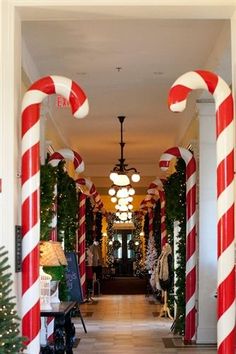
[153,200,161,257]
[106,213,116,268]
[85,197,94,246]
[95,211,103,243]
[132,212,145,274]
[164,158,186,335]
[40,163,57,241]
[57,161,77,251]
[40,161,76,301]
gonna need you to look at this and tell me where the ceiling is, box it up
[21,14,231,212]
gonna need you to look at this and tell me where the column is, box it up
[197,102,217,344]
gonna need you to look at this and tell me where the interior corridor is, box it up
[74,295,217,354]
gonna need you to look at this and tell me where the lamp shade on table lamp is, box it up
[40,241,67,308]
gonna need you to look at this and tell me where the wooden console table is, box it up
[40,301,77,354]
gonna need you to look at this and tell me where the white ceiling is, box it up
[22,15,231,210]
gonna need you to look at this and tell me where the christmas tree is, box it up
[0,246,25,353]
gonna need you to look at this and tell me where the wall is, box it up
[179,113,199,148]
[0,2,22,303]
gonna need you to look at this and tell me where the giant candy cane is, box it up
[47,148,84,340]
[76,177,104,210]
[148,178,167,248]
[76,177,102,298]
[78,193,86,298]
[21,76,88,353]
[160,146,196,342]
[168,70,235,354]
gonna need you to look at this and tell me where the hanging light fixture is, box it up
[109,116,140,187]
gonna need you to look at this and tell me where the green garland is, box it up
[85,197,94,246]
[132,212,145,273]
[57,161,77,251]
[164,158,186,335]
[40,163,57,240]
[95,212,103,242]
[153,200,161,256]
[106,213,116,267]
[40,160,76,300]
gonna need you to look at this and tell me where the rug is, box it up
[100,276,147,295]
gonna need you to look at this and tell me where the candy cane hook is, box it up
[21,76,88,353]
[77,177,104,211]
[160,146,196,342]
[76,177,104,297]
[48,148,84,174]
[168,70,235,354]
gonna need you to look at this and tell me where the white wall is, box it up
[197,102,217,344]
[0,1,22,302]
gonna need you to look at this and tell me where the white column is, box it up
[0,1,22,300]
[196,102,217,344]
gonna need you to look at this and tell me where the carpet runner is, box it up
[100,276,147,295]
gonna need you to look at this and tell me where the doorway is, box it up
[113,230,135,277]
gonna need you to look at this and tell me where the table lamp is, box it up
[40,241,67,308]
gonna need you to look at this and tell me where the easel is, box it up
[159,290,173,320]
[73,302,87,333]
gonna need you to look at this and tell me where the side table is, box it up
[40,301,77,354]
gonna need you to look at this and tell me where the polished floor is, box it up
[74,295,216,354]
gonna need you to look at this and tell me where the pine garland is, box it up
[85,197,94,246]
[0,247,25,353]
[132,212,145,273]
[164,158,186,335]
[153,200,161,257]
[57,161,77,251]
[40,163,57,240]
[106,213,116,267]
[95,212,103,243]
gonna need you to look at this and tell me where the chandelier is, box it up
[109,116,140,187]
[108,116,140,221]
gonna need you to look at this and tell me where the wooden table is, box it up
[41,301,77,354]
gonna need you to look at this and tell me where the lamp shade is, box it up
[113,173,130,186]
[117,187,129,198]
[131,173,140,183]
[40,241,68,267]
[108,187,116,196]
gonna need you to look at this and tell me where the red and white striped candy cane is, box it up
[78,193,86,298]
[48,148,84,174]
[48,148,85,241]
[77,177,104,211]
[76,177,105,294]
[21,75,88,353]
[148,178,167,247]
[160,147,196,342]
[168,70,235,354]
[47,148,85,339]
[76,177,95,296]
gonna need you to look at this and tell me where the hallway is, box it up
[74,295,216,354]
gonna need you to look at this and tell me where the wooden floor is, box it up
[73,295,216,354]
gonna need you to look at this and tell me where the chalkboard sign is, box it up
[65,252,83,303]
